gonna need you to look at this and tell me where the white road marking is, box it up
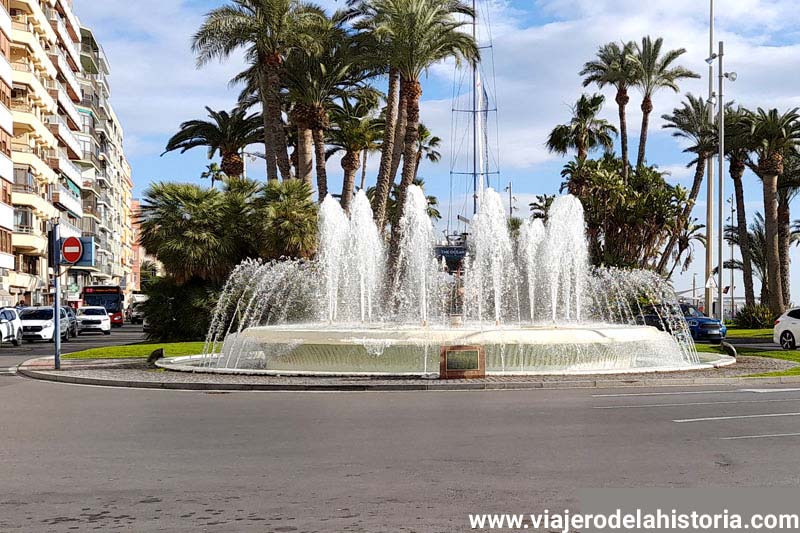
[594,398,800,409]
[593,390,735,398]
[674,412,800,423]
[721,432,800,441]
[740,388,800,393]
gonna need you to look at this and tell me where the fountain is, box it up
[160,186,732,377]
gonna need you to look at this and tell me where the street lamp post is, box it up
[704,0,715,317]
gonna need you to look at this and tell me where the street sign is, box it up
[705,275,718,290]
[61,236,83,263]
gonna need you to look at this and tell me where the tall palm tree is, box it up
[367,177,440,230]
[746,107,800,315]
[629,36,699,170]
[162,107,263,178]
[414,123,441,178]
[192,0,326,181]
[355,0,478,238]
[546,93,617,161]
[580,40,637,180]
[725,106,757,307]
[326,95,382,212]
[778,150,800,307]
[657,94,715,274]
[725,214,770,304]
[200,163,227,187]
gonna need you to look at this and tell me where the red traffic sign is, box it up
[61,236,83,263]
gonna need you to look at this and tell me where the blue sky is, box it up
[76,0,800,301]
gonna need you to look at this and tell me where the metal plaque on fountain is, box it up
[439,345,485,379]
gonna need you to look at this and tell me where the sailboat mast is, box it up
[471,0,478,215]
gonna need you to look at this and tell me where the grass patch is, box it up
[693,343,724,354]
[64,342,208,360]
[735,346,800,377]
[723,327,773,339]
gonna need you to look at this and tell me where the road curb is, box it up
[15,360,800,392]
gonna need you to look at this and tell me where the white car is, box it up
[20,307,71,343]
[774,308,800,349]
[77,306,112,335]
[0,307,23,346]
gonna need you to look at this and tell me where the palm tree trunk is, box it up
[413,147,422,179]
[312,128,328,202]
[389,79,421,276]
[388,86,408,187]
[763,173,785,314]
[265,61,292,181]
[360,151,368,191]
[296,126,314,185]
[616,85,629,181]
[372,68,400,230]
[257,68,279,182]
[731,162,755,306]
[778,195,791,307]
[340,151,360,213]
[636,96,653,170]
[657,156,705,274]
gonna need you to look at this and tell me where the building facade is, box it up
[6,0,132,306]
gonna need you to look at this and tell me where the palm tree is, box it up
[667,218,706,278]
[414,123,441,178]
[200,163,227,188]
[326,95,382,212]
[355,0,478,238]
[367,177,440,230]
[260,179,318,258]
[580,40,637,180]
[778,150,800,306]
[282,23,377,197]
[162,107,263,178]
[746,107,800,314]
[657,94,715,274]
[629,36,699,169]
[192,0,326,181]
[725,106,757,307]
[546,93,617,161]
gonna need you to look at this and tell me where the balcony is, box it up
[48,11,80,69]
[58,217,82,239]
[8,270,40,291]
[13,0,58,44]
[10,62,57,113]
[55,0,80,42]
[80,149,103,169]
[12,144,56,182]
[49,48,80,101]
[11,17,57,79]
[48,81,80,127]
[52,184,82,216]
[12,183,58,219]
[0,2,10,40]
[50,149,82,184]
[81,217,98,236]
[11,100,59,149]
[47,114,81,158]
[12,224,48,255]
[0,103,11,141]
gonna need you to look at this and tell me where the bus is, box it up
[80,286,125,327]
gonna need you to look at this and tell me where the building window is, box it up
[0,229,10,254]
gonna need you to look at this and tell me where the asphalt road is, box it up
[0,324,146,373]
[0,379,799,531]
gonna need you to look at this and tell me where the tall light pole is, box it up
[704,0,715,316]
[710,40,736,320]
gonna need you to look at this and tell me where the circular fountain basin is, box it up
[157,324,733,377]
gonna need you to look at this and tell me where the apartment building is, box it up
[6,0,132,306]
[0,1,15,307]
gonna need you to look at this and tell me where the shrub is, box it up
[734,304,775,329]
[142,277,219,342]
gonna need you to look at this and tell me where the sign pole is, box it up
[52,221,61,370]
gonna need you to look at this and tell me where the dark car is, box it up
[680,304,727,344]
[62,306,78,338]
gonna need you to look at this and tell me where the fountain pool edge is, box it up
[156,352,735,377]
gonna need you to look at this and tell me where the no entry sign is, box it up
[61,236,83,263]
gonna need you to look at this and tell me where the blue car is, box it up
[681,304,727,344]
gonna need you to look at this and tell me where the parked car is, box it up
[76,306,112,335]
[62,306,78,338]
[127,303,145,324]
[638,303,726,344]
[682,304,726,343]
[0,307,23,346]
[19,307,71,343]
[773,308,800,349]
